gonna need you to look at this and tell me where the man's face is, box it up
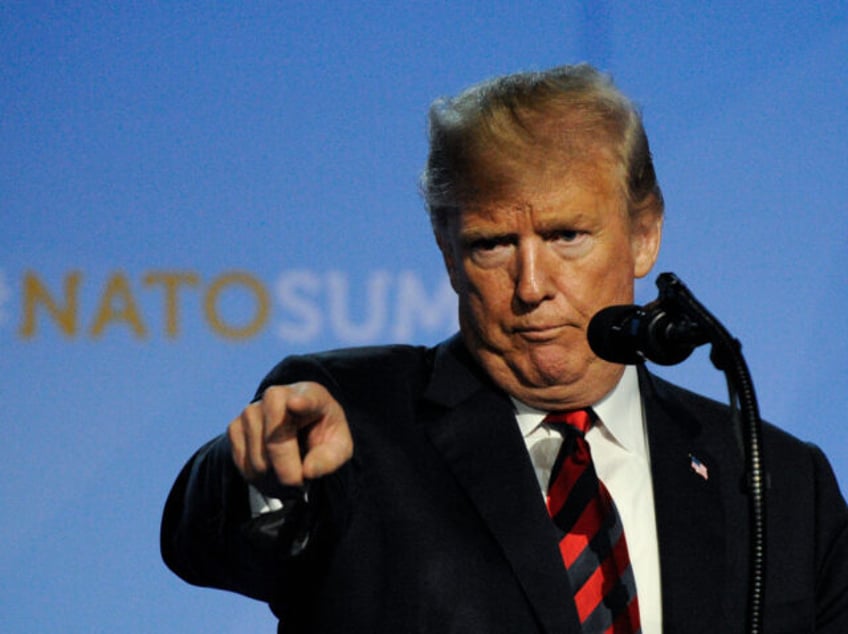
[439,152,662,411]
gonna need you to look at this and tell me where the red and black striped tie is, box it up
[545,409,641,634]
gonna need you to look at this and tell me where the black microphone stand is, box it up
[652,272,767,634]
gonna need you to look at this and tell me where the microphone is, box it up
[587,299,706,366]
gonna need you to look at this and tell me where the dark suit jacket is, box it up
[161,334,848,633]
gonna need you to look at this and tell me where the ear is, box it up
[631,209,663,279]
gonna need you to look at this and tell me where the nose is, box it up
[514,240,555,308]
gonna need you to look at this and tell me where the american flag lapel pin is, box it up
[689,453,709,480]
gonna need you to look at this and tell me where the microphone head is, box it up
[588,303,698,366]
[587,304,646,365]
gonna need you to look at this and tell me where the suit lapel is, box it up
[418,339,742,632]
[420,336,580,634]
[641,369,738,631]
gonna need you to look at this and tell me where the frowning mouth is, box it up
[511,324,569,342]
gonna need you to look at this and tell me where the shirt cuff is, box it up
[248,484,284,517]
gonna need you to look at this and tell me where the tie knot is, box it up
[544,408,593,435]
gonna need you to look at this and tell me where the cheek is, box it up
[564,248,637,308]
[459,270,515,323]
[478,276,517,315]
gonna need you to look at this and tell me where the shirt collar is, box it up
[512,365,646,457]
[593,365,646,457]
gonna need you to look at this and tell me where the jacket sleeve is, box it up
[160,352,359,604]
[159,431,316,603]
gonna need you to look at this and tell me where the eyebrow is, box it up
[458,229,517,248]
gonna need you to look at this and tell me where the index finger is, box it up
[259,385,306,486]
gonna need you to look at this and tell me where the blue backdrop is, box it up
[2,2,846,631]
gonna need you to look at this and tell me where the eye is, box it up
[548,229,587,244]
[463,234,515,253]
[547,229,591,257]
[464,235,515,266]
[471,237,510,252]
[553,230,581,242]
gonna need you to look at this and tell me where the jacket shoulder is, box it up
[643,368,830,462]
[254,343,437,402]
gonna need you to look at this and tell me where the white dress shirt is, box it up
[513,365,662,634]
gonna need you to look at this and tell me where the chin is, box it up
[522,343,588,384]
[516,349,624,408]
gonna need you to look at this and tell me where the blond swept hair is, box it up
[420,64,664,234]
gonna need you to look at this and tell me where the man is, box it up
[161,65,848,633]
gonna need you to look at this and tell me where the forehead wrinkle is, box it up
[464,145,624,205]
[461,199,532,228]
[455,151,629,243]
